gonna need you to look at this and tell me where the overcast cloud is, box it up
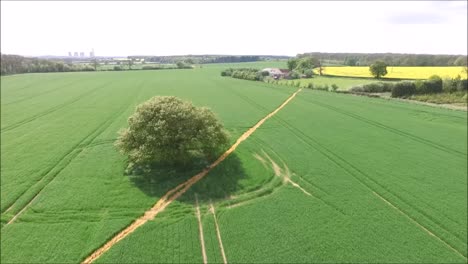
[1,1,467,56]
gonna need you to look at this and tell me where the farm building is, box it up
[262,68,290,79]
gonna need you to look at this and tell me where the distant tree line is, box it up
[1,54,96,75]
[129,55,290,64]
[1,53,197,75]
[297,52,467,66]
[110,65,192,71]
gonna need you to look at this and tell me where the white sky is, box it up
[1,1,467,57]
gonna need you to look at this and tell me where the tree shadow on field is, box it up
[128,153,247,205]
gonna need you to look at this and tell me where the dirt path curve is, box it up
[81,88,302,264]
[260,151,313,197]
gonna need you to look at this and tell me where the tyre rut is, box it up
[227,87,465,248]
[4,104,129,225]
[275,108,467,256]
[298,96,466,158]
[2,82,146,223]
[1,82,111,133]
[2,79,77,106]
[224,89,346,215]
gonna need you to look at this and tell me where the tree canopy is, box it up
[287,57,320,76]
[115,96,229,170]
[369,61,388,79]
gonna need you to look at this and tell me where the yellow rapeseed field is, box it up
[317,66,467,80]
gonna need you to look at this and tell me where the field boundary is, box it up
[81,88,302,263]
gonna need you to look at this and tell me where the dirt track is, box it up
[210,203,228,264]
[81,88,302,263]
[195,194,208,264]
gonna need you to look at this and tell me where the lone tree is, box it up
[115,96,229,170]
[176,61,186,69]
[369,61,388,79]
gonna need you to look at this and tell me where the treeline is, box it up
[112,63,192,71]
[349,75,467,98]
[1,54,96,75]
[221,68,268,81]
[129,55,290,64]
[1,53,197,76]
[297,52,467,66]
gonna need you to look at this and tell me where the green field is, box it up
[1,62,467,263]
